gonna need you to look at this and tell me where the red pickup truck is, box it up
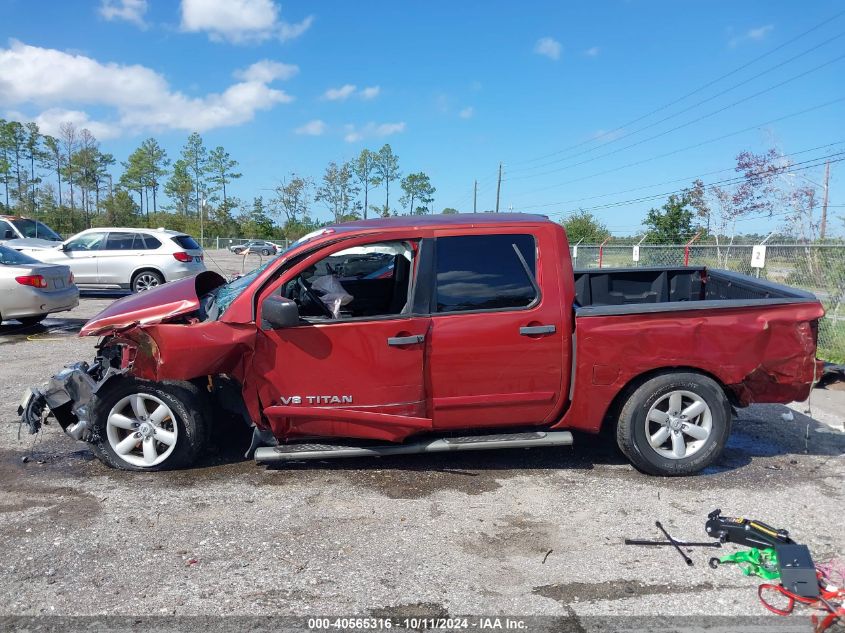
[21,214,824,476]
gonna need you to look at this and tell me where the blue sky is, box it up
[1,0,843,236]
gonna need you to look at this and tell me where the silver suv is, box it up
[21,228,206,292]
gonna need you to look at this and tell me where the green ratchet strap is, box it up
[719,547,780,580]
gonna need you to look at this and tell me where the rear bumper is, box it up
[1,285,79,319]
[165,263,206,282]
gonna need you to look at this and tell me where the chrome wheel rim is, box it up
[134,273,160,292]
[106,394,178,467]
[645,390,712,460]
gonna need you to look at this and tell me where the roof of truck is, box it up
[333,212,551,231]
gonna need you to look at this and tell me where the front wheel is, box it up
[616,372,731,476]
[90,379,208,471]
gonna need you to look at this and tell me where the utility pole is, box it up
[495,162,502,213]
[820,161,830,240]
[473,179,477,213]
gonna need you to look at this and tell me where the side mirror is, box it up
[261,295,300,330]
[60,243,69,251]
[3,229,14,239]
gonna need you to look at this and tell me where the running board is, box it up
[254,430,573,463]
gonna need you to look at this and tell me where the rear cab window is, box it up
[434,234,538,313]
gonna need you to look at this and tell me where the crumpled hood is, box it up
[80,271,226,337]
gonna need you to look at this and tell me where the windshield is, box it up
[201,228,336,320]
[0,244,41,265]
[10,219,62,241]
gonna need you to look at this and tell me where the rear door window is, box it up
[434,234,538,313]
[105,232,137,250]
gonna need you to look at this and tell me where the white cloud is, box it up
[295,119,326,136]
[0,40,295,135]
[534,36,561,60]
[360,86,380,100]
[343,122,406,143]
[99,0,148,27]
[323,84,357,101]
[459,106,474,119]
[748,24,774,40]
[180,0,314,44]
[234,59,299,82]
[584,46,600,57]
[729,24,774,47]
[9,108,122,140]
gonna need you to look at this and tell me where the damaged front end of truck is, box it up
[18,270,261,451]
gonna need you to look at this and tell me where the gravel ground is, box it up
[0,264,843,631]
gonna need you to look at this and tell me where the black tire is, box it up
[616,372,731,476]
[131,269,164,293]
[89,378,208,471]
[261,248,271,256]
[17,315,47,326]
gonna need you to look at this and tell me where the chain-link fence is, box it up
[570,243,845,363]
[195,237,293,251]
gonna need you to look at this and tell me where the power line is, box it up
[507,8,845,169]
[505,96,845,200]
[507,32,845,177]
[509,140,845,210]
[520,155,845,217]
[506,51,845,183]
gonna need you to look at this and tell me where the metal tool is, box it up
[705,509,794,549]
[625,539,721,548]
[655,520,694,566]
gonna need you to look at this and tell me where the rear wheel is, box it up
[90,379,207,471]
[131,270,164,293]
[17,315,47,326]
[616,372,731,476]
[261,248,271,256]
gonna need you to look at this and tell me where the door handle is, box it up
[519,325,556,336]
[387,334,425,346]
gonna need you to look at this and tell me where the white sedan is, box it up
[0,244,78,326]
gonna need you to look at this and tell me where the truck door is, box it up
[254,239,432,442]
[427,231,567,428]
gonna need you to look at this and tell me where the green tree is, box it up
[59,122,78,223]
[400,172,436,215]
[562,209,610,243]
[41,135,63,211]
[0,120,12,209]
[351,148,379,220]
[441,207,459,214]
[207,146,240,208]
[164,159,194,216]
[23,122,44,214]
[242,196,275,238]
[119,144,149,217]
[273,174,311,224]
[372,144,400,216]
[643,194,697,243]
[140,138,169,213]
[99,189,139,226]
[315,161,359,223]
[6,121,26,208]
[180,132,209,217]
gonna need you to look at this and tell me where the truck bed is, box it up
[573,267,817,316]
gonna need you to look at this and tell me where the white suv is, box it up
[22,228,206,292]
